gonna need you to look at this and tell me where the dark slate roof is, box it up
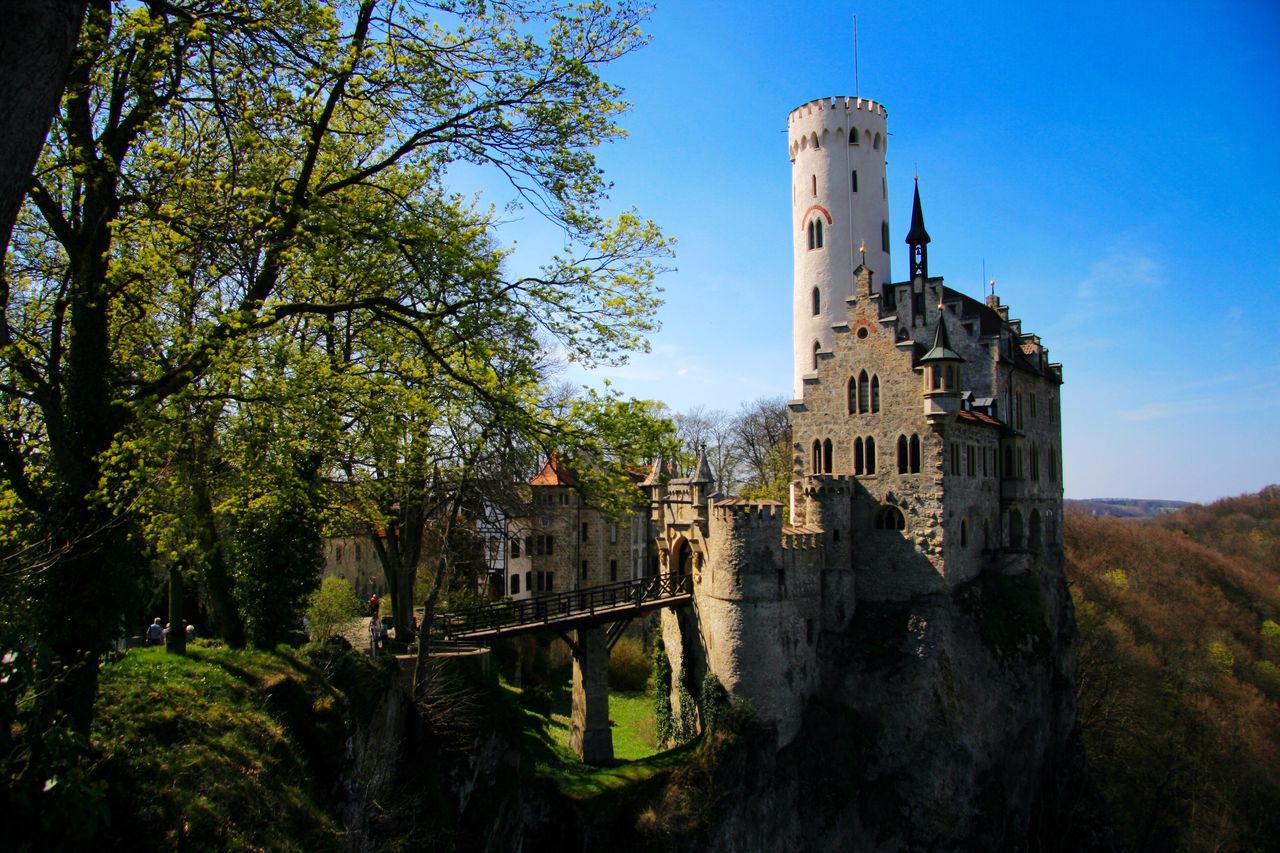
[919,312,963,363]
[905,179,931,245]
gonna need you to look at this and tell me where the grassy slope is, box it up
[92,645,348,851]
[1065,487,1280,852]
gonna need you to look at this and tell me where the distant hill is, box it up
[1065,497,1193,518]
[1065,485,1280,852]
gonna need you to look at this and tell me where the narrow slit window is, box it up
[866,436,876,475]
[812,287,821,315]
[897,435,908,474]
[871,375,880,412]
[851,170,858,192]
[854,437,864,475]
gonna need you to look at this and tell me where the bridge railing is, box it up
[440,572,692,638]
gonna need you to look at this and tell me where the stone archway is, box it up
[671,536,693,578]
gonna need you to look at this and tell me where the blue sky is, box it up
[477,0,1280,503]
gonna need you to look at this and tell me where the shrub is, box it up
[306,577,362,643]
[608,636,650,692]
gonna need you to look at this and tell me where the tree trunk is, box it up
[0,0,87,262]
[192,479,246,647]
[165,563,186,655]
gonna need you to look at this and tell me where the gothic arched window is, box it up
[858,369,870,413]
[812,440,822,474]
[897,435,908,474]
[822,439,833,474]
[875,505,906,531]
[847,377,857,414]
[871,375,880,412]
[865,436,876,475]
[854,437,864,475]
[909,434,921,473]
[812,340,821,370]
[849,128,858,145]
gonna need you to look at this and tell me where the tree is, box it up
[0,0,668,731]
[0,0,87,266]
[731,396,792,503]
[674,406,739,494]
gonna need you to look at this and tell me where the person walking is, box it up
[145,618,164,647]
[369,614,382,656]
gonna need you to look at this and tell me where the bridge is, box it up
[439,572,692,642]
[436,573,693,765]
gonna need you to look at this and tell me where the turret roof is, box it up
[919,312,963,363]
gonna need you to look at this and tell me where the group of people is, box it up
[144,618,195,646]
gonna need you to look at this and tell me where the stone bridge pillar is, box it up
[569,626,613,765]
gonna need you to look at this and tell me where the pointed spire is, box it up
[691,443,714,485]
[919,311,963,363]
[641,454,666,487]
[905,177,931,245]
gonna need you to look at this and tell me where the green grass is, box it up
[499,671,690,802]
[93,644,349,851]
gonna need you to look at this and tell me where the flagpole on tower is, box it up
[853,15,860,98]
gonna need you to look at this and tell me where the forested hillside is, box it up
[1065,486,1280,852]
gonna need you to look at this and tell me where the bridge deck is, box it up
[439,573,692,642]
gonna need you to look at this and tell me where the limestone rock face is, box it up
[699,566,1093,851]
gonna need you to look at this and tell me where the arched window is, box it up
[812,439,821,474]
[1008,509,1024,550]
[814,218,823,248]
[847,377,857,414]
[875,505,906,530]
[849,127,858,145]
[870,375,880,412]
[812,133,820,150]
[897,435,908,474]
[807,220,815,250]
[865,436,876,475]
[909,434,921,473]
[822,439,833,474]
[811,174,817,196]
[881,220,890,253]
[812,340,821,370]
[873,132,881,150]
[858,369,870,413]
[960,519,968,548]
[812,287,821,315]
[854,437,864,475]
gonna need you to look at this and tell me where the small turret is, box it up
[919,309,963,417]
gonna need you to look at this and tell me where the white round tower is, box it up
[789,96,891,397]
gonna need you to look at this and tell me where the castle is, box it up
[506,94,1065,751]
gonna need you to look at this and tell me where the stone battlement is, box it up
[788,96,886,119]
[712,498,783,521]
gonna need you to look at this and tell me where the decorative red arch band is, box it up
[799,204,833,228]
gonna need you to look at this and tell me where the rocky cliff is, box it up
[687,566,1100,851]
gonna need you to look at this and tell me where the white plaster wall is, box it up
[790,96,891,397]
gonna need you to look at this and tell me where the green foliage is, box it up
[1207,639,1236,674]
[699,672,729,733]
[92,646,349,850]
[305,577,361,643]
[608,635,650,692]
[653,634,673,746]
[0,639,108,848]
[227,493,324,648]
[1,0,670,727]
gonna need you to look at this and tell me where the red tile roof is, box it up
[958,410,1004,429]
[529,455,577,486]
